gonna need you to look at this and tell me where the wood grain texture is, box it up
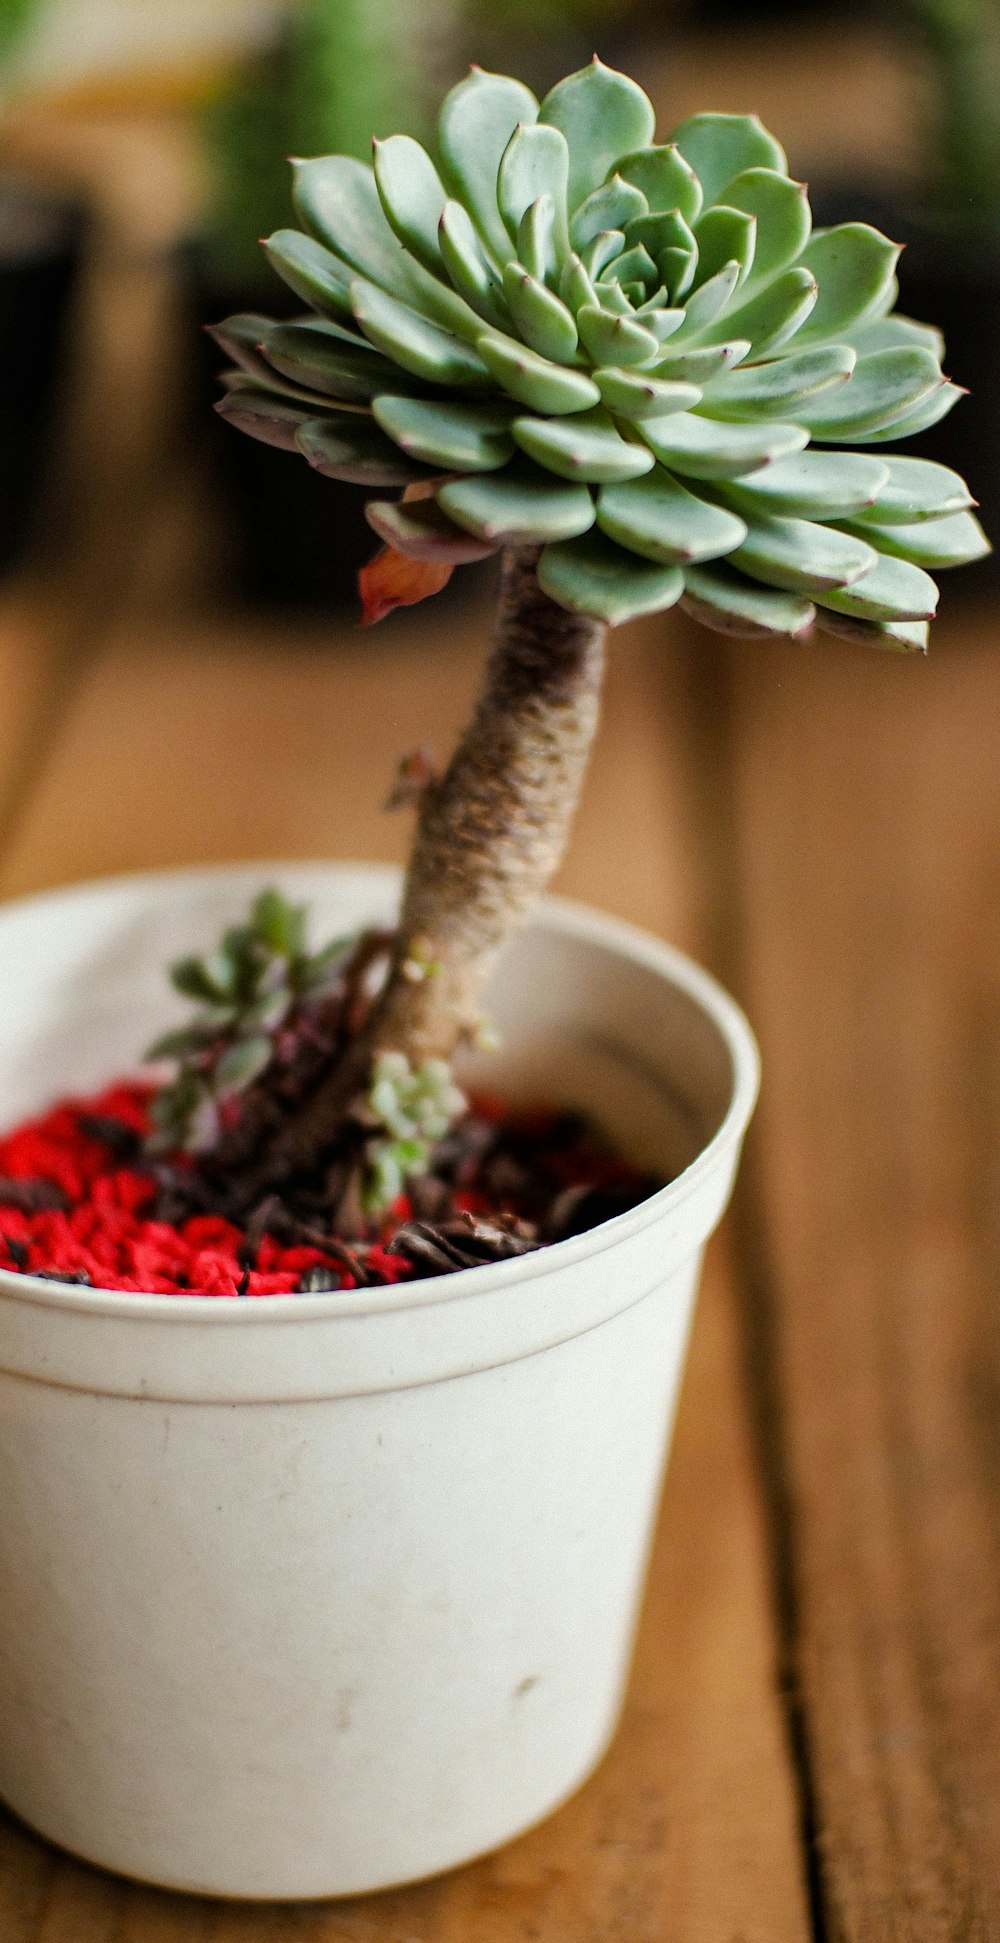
[0,599,809,1939]
[716,609,1000,1940]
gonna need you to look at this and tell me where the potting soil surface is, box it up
[0,1082,659,1296]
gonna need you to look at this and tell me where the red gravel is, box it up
[0,1081,660,1299]
[0,1083,410,1296]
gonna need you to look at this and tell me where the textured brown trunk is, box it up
[275,546,607,1173]
[371,546,607,1059]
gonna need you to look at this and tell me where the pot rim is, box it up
[0,861,760,1326]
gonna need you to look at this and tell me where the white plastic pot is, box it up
[0,863,759,1899]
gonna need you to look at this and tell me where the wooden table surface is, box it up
[1,31,998,1940]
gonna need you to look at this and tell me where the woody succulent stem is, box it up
[275,548,606,1172]
[376,547,606,1054]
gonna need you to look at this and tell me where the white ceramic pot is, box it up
[0,863,758,1899]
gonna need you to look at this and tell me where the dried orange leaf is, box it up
[359,546,453,626]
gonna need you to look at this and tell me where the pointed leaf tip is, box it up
[359,547,453,626]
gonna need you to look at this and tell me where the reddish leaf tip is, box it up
[359,546,453,627]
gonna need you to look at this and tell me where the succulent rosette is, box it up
[214,59,989,643]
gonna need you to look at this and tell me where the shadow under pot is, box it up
[0,180,85,576]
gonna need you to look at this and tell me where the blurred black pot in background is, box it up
[178,242,375,612]
[0,179,84,576]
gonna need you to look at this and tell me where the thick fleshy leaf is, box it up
[733,513,877,594]
[655,341,751,383]
[721,169,811,283]
[296,415,437,487]
[675,262,742,334]
[373,136,447,274]
[359,546,453,625]
[372,395,516,472]
[641,410,808,480]
[630,218,697,297]
[576,304,660,368]
[846,454,974,524]
[438,201,507,326]
[438,458,595,543]
[210,314,293,384]
[850,313,944,359]
[635,300,686,343]
[594,366,702,417]
[868,274,899,323]
[540,60,656,209]
[293,156,426,306]
[262,231,356,320]
[215,391,318,452]
[502,264,578,361]
[796,347,943,440]
[659,247,697,301]
[722,449,890,520]
[692,206,756,286]
[290,180,484,344]
[569,176,647,250]
[476,330,600,413]
[606,242,659,292]
[792,223,900,344]
[351,279,493,388]
[841,508,990,569]
[539,531,683,624]
[866,381,965,442]
[219,364,326,410]
[814,610,929,653]
[597,468,748,564]
[498,123,570,253]
[365,497,499,563]
[263,319,406,403]
[617,145,702,223]
[559,252,600,315]
[626,208,697,265]
[681,561,814,638]
[518,194,558,283]
[512,406,655,482]
[695,265,818,355]
[437,67,538,261]
[816,552,938,621]
[699,344,856,419]
[595,278,634,317]
[581,229,626,280]
[671,113,787,206]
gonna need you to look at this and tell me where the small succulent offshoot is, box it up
[146,889,354,1153]
[363,1052,467,1210]
[198,58,988,1218]
[147,892,469,1212]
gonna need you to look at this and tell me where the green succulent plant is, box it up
[195,58,990,1214]
[214,57,988,645]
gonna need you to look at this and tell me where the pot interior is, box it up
[0,865,742,1190]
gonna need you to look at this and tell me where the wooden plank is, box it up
[0,599,810,1938]
[0,586,75,841]
[716,607,1000,1938]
